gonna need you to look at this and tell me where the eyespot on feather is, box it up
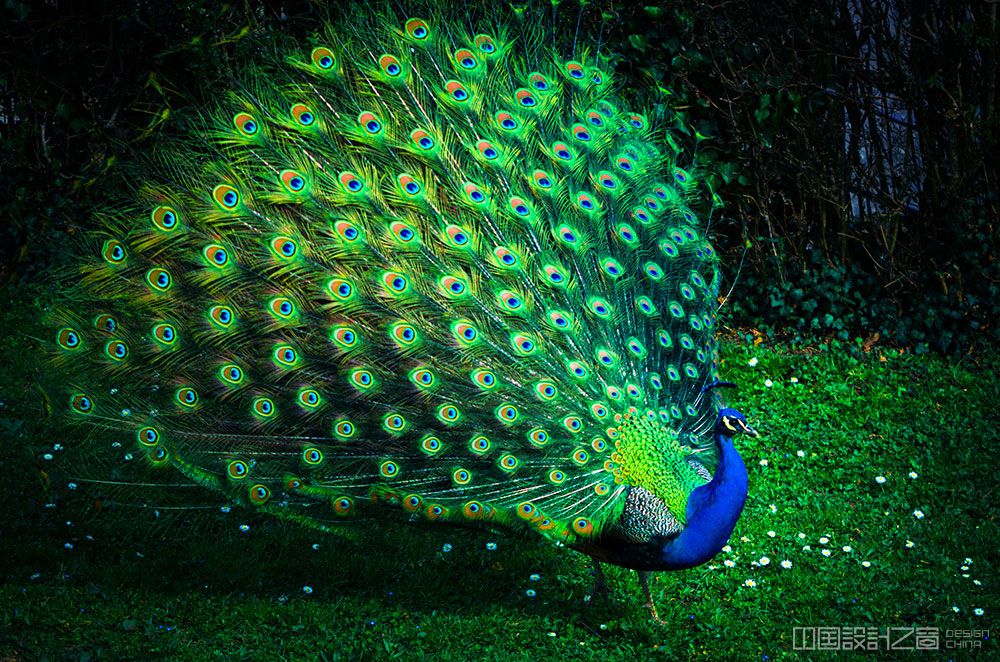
[311,47,336,70]
[212,185,241,210]
[233,112,259,136]
[405,18,431,41]
[379,54,402,77]
[151,205,179,231]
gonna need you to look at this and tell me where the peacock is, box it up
[46,1,758,621]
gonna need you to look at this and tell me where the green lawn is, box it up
[1,281,996,660]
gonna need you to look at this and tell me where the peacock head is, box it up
[716,408,759,438]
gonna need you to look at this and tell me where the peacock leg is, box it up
[589,557,610,601]
[637,570,667,624]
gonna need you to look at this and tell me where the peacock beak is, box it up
[738,420,760,437]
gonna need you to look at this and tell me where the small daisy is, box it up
[952,606,960,613]
[764,379,773,388]
[913,510,925,519]
[909,471,918,479]
[790,377,799,383]
[724,559,736,568]
[744,579,756,587]
[740,536,750,543]
[905,540,915,548]
[769,504,777,513]
[802,545,811,551]
[962,574,970,578]
[965,557,973,565]
[759,459,768,467]
[781,560,792,569]
[961,565,970,571]
[973,580,982,586]
[759,557,770,566]
[821,549,831,557]
[767,531,776,538]
[842,546,852,553]
[708,565,717,570]
[797,532,806,539]
[748,357,759,367]
[975,608,985,616]
[875,476,886,484]
[722,545,732,553]
[861,561,871,568]
[796,450,805,457]
[819,537,829,544]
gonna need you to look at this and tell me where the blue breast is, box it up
[659,434,748,569]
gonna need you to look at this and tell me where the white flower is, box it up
[759,459,768,466]
[796,450,805,457]
[797,532,806,539]
[975,608,985,616]
[952,606,960,613]
[802,545,811,551]
[961,565,970,571]
[781,560,792,569]
[767,531,776,538]
[744,579,756,587]
[962,574,970,578]
[821,549,831,557]
[442,544,453,552]
[302,585,313,594]
[764,379,774,388]
[965,557,973,564]
[724,559,736,567]
[819,537,829,544]
[722,545,732,553]
[861,561,871,568]
[790,377,799,383]
[909,471,918,479]
[842,546,853,553]
[769,504,777,513]
[973,580,982,586]
[913,510,925,519]
[905,540,915,548]
[875,476,886,484]
[759,557,770,566]
[740,536,750,542]
[748,357,759,367]
[708,565,717,570]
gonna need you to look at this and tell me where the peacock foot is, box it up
[637,570,668,625]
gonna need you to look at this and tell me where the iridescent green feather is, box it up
[49,2,724,548]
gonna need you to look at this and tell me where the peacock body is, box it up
[48,2,756,609]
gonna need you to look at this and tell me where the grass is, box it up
[0,280,997,660]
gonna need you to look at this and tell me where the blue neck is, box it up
[660,432,748,569]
